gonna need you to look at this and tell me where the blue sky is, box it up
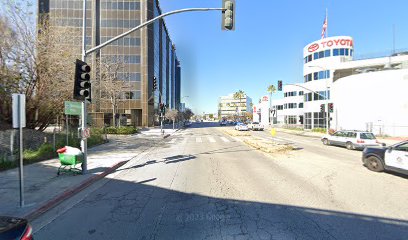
[159,0,408,115]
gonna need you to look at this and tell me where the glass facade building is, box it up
[38,0,181,127]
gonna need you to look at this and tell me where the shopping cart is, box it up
[56,147,84,175]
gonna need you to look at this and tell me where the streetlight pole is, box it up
[307,65,330,134]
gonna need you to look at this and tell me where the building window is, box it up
[324,49,331,57]
[299,91,304,96]
[313,112,327,128]
[285,115,297,125]
[305,112,312,129]
[333,49,339,56]
[313,52,319,60]
[299,103,303,108]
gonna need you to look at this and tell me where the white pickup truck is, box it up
[248,122,264,131]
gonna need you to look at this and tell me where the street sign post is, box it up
[65,101,82,146]
[12,94,26,207]
[64,101,82,116]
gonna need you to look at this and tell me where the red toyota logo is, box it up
[308,43,319,52]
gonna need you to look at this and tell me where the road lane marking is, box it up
[220,137,230,143]
[208,137,216,143]
[196,137,202,143]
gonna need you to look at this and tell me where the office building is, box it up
[218,93,252,119]
[38,0,181,127]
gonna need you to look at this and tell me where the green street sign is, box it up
[64,101,81,116]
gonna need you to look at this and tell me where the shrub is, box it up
[116,126,138,135]
[284,126,304,131]
[24,143,55,162]
[312,128,327,133]
[105,126,138,135]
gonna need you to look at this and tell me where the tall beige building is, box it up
[38,0,181,127]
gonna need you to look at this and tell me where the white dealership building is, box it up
[255,36,408,136]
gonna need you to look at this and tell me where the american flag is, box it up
[321,15,327,39]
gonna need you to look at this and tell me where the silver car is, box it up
[322,130,381,150]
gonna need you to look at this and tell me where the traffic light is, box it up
[153,76,157,92]
[159,103,166,114]
[222,0,235,30]
[329,103,334,113]
[320,104,325,113]
[73,59,91,102]
[278,80,282,91]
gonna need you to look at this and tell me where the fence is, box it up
[0,126,107,166]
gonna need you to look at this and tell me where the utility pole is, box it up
[79,3,231,172]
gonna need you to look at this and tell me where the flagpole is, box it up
[326,8,328,38]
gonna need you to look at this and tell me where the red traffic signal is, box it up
[278,80,282,91]
[329,103,334,112]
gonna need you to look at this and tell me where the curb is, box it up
[274,129,322,139]
[24,160,128,222]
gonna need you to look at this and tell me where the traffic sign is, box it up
[81,128,91,138]
[65,101,81,115]
[12,94,26,128]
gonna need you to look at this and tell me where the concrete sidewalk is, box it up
[0,135,155,220]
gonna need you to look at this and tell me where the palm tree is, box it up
[267,85,277,124]
[233,90,245,116]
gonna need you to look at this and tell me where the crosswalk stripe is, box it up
[220,137,230,143]
[208,137,216,143]
[196,137,202,143]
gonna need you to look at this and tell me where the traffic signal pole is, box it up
[81,0,88,173]
[286,83,330,134]
[80,2,230,173]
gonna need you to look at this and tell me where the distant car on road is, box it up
[235,123,249,131]
[0,216,33,240]
[321,130,381,150]
[362,140,408,175]
[248,122,264,131]
[220,121,227,126]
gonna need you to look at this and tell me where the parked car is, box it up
[321,130,381,150]
[235,123,249,131]
[362,140,408,175]
[0,216,33,240]
[248,122,264,131]
[220,121,227,126]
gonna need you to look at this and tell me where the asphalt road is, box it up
[35,122,408,239]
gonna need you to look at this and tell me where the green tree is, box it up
[233,90,245,116]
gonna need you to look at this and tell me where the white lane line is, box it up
[208,137,216,143]
[220,137,230,143]
[169,138,177,144]
[196,137,202,143]
[231,136,243,142]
